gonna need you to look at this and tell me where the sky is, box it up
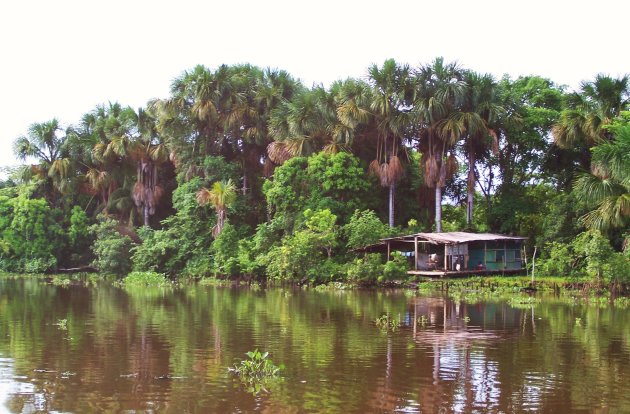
[0,0,628,176]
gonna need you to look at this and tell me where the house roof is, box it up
[382,231,527,245]
[354,231,527,253]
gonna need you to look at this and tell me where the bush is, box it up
[123,271,170,287]
[0,195,64,272]
[262,209,338,282]
[382,252,409,282]
[90,217,134,276]
[343,209,389,249]
[212,223,240,276]
[66,206,93,266]
[539,241,579,277]
[539,230,630,284]
[346,253,384,284]
[573,230,630,284]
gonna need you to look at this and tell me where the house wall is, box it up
[467,241,523,270]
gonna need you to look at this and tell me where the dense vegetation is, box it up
[1,59,628,286]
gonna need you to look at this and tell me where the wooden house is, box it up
[360,232,527,277]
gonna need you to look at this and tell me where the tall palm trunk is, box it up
[388,183,395,228]
[466,149,475,227]
[143,205,150,227]
[435,186,442,233]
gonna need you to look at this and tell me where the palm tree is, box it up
[77,103,137,215]
[453,71,502,226]
[366,59,413,228]
[196,179,237,237]
[129,108,169,227]
[573,123,630,231]
[413,58,466,232]
[553,75,629,153]
[13,119,73,201]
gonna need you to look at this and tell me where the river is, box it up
[1,277,629,413]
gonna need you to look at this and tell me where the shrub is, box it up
[212,223,240,276]
[90,217,133,276]
[262,209,338,282]
[346,253,384,284]
[343,209,389,249]
[123,271,170,287]
[382,252,409,281]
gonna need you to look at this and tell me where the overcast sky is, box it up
[1,0,628,175]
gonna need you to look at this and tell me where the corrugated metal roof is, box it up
[382,231,526,244]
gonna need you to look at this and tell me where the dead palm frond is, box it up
[267,141,292,165]
[388,155,404,182]
[424,156,439,188]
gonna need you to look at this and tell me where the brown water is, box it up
[1,277,629,413]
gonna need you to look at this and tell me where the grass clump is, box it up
[123,271,171,287]
[229,350,284,394]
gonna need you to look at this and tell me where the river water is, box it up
[0,277,629,413]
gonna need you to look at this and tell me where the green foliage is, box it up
[374,314,401,331]
[132,177,215,277]
[382,252,409,281]
[211,223,240,276]
[90,217,134,276]
[573,230,630,284]
[230,350,283,378]
[539,242,577,277]
[539,230,630,284]
[346,253,385,284]
[66,206,93,266]
[343,209,389,249]
[0,195,64,272]
[262,209,339,282]
[229,350,283,394]
[263,152,370,232]
[123,271,170,287]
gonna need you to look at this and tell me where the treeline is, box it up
[0,58,628,284]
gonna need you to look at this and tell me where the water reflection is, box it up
[0,278,629,413]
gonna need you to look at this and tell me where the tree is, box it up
[573,121,630,231]
[552,74,629,171]
[13,119,73,203]
[196,179,237,237]
[129,108,169,226]
[455,71,503,227]
[414,58,465,232]
[366,59,413,227]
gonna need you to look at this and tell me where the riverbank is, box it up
[3,271,630,299]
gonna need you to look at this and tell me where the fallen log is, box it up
[56,266,98,274]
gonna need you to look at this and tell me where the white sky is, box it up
[1,0,628,175]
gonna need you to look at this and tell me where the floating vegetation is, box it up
[375,314,401,331]
[463,316,471,323]
[55,319,68,330]
[313,282,353,291]
[614,297,630,308]
[575,317,582,326]
[51,276,71,287]
[229,350,284,394]
[508,296,541,306]
[417,315,428,327]
[122,271,171,287]
[199,277,233,287]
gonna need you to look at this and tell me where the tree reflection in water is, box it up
[0,277,629,412]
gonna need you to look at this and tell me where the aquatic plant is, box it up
[230,350,283,379]
[508,296,541,306]
[375,314,401,331]
[122,271,171,287]
[55,319,68,330]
